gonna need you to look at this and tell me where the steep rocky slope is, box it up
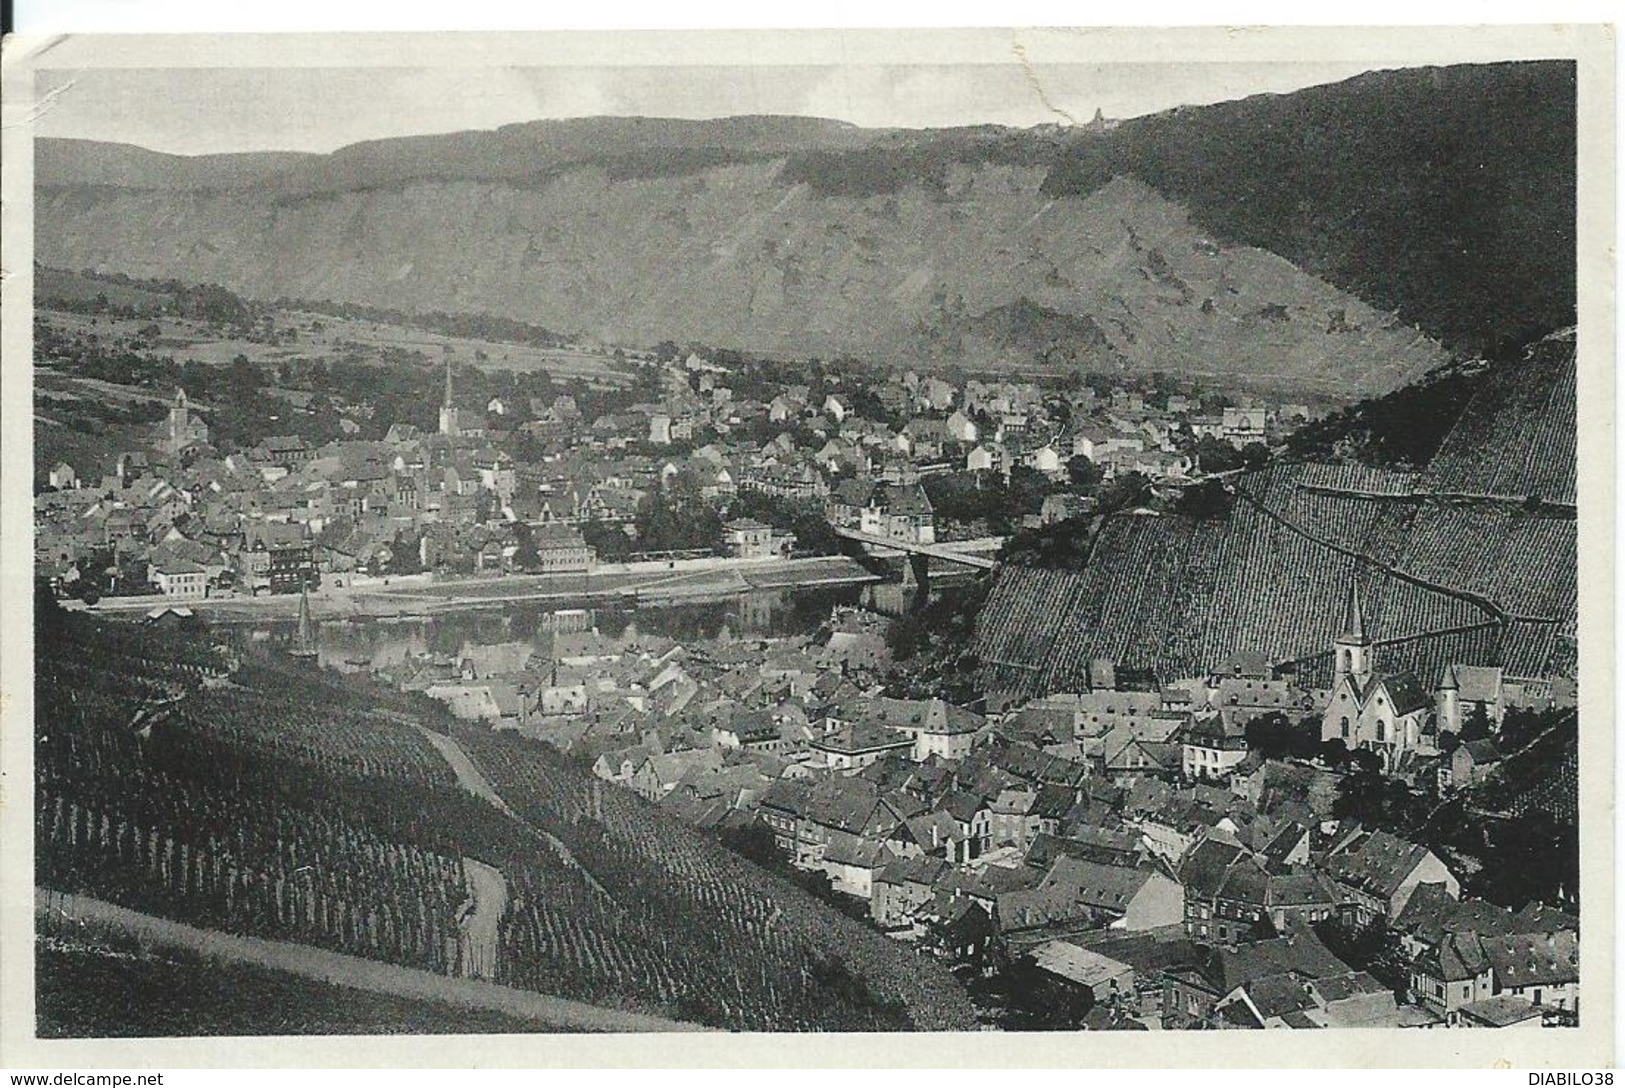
[37,162,1441,395]
[38,61,1573,394]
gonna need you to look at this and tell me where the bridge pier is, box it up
[900,551,932,610]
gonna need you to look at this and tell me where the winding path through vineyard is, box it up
[457,858,507,981]
[416,725,516,816]
[37,889,709,1032]
[414,725,610,897]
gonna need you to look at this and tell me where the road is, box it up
[417,725,516,816]
[36,888,710,1032]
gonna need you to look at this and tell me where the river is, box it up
[240,575,976,670]
[243,584,860,668]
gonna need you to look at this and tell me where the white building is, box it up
[1319,582,1432,768]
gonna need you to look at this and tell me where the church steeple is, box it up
[1339,578,1369,645]
[438,360,461,438]
[1334,576,1373,687]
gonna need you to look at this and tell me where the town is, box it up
[33,284,1305,606]
[32,281,1579,1033]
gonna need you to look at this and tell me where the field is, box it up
[455,726,974,1030]
[35,306,630,386]
[35,606,976,1034]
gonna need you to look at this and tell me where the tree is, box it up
[885,613,928,662]
[1460,702,1493,742]
[1066,454,1102,493]
[1192,435,1241,474]
[1313,919,1411,998]
[635,476,723,554]
[581,520,633,563]
[1175,479,1234,520]
[1239,441,1272,471]
[1245,712,1318,760]
[1477,811,1577,911]
[509,522,542,572]
[1316,738,1351,769]
[1095,472,1151,515]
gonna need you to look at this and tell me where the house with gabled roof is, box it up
[811,720,913,772]
[629,748,724,802]
[884,809,969,863]
[1139,798,1240,865]
[1446,738,1503,787]
[1161,928,1353,1028]
[1479,931,1579,1015]
[853,695,986,761]
[1323,828,1459,923]
[871,854,953,931]
[821,832,894,899]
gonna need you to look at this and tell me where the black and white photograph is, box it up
[0,21,1613,1070]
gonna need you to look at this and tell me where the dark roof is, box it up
[1241,972,1320,1019]
[812,721,912,756]
[1479,931,1579,987]
[1374,672,1429,716]
[1458,996,1544,1027]
[1325,830,1435,899]
[1310,970,1389,1004]
[877,854,951,887]
[831,477,877,506]
[1512,901,1579,934]
[878,481,933,516]
[1261,822,1310,865]
[823,832,891,869]
[1209,931,1352,993]
[1042,857,1158,914]
[1416,932,1491,983]
[1178,839,1246,899]
[533,523,588,548]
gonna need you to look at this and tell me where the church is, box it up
[157,388,210,456]
[1319,580,1433,769]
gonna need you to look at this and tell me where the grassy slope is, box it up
[38,938,557,1038]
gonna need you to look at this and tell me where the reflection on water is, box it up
[246,585,869,669]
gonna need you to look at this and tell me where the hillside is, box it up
[35,62,1572,392]
[35,607,976,1033]
[36,162,1442,396]
[975,330,1577,705]
[1041,61,1576,355]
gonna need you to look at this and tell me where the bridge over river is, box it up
[831,527,1001,571]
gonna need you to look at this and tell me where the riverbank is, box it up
[68,553,884,622]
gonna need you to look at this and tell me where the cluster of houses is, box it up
[370,590,1575,1031]
[37,346,1323,602]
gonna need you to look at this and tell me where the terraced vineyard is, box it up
[457,727,976,1030]
[37,625,474,974]
[36,609,975,1033]
[1419,331,1577,505]
[978,333,1577,703]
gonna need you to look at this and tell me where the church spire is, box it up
[1339,577,1369,645]
[438,359,460,437]
[1334,575,1373,688]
